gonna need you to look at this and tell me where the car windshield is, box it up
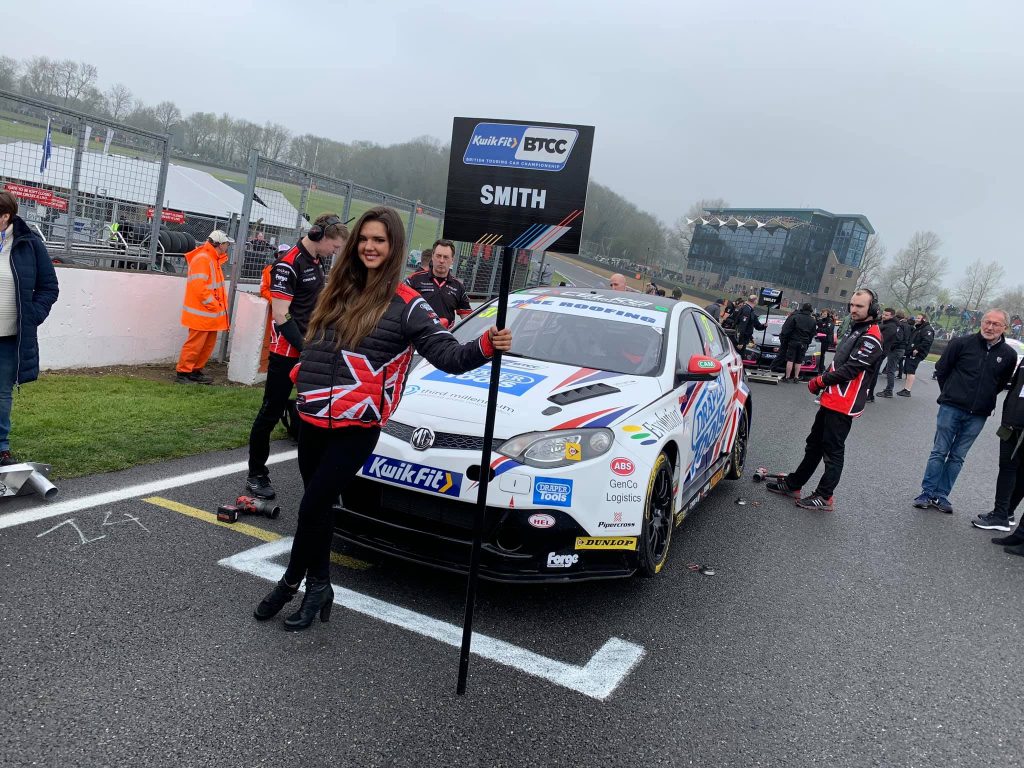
[452,294,668,375]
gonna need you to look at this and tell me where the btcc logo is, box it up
[575,537,638,551]
[522,136,568,154]
[464,123,578,172]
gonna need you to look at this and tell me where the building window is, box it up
[830,266,836,274]
[839,289,848,297]
[845,269,853,278]
[824,287,830,294]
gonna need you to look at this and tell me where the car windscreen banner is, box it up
[442,117,595,255]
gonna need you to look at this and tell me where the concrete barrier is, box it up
[227,292,270,385]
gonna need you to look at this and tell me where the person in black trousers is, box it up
[815,310,834,375]
[766,290,884,511]
[973,358,1024,536]
[253,207,512,631]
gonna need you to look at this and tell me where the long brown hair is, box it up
[306,206,406,350]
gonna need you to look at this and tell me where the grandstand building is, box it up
[683,208,874,307]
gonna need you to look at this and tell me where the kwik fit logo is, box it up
[464,123,578,172]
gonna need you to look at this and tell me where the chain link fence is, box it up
[0,90,545,300]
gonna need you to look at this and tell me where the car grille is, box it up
[383,419,502,452]
[343,477,487,532]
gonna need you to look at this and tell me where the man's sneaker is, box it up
[0,450,16,466]
[174,372,196,385]
[971,513,1012,531]
[878,390,893,398]
[766,477,801,499]
[931,497,953,514]
[245,474,276,500]
[189,369,214,385]
[912,493,933,509]
[897,389,911,397]
[795,493,834,511]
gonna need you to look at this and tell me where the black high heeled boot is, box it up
[283,578,334,632]
[253,578,299,621]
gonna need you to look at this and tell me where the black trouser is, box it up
[284,423,381,584]
[883,349,904,392]
[817,339,828,374]
[993,429,1024,519]
[787,406,853,498]
[247,352,297,477]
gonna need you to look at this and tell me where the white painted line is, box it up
[0,450,298,531]
[220,538,645,701]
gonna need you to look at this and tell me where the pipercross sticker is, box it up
[464,123,579,172]
[361,455,462,496]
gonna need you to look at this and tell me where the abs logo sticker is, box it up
[423,364,545,396]
[464,123,578,172]
[361,454,462,497]
[610,458,635,476]
[533,477,573,507]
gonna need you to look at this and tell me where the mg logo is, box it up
[410,427,435,451]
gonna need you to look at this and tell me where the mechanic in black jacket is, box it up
[253,207,512,631]
[733,295,766,351]
[974,359,1024,536]
[912,309,1017,514]
[870,308,900,400]
[898,313,935,396]
[895,312,915,379]
[403,238,471,328]
[766,289,884,511]
[779,303,817,382]
[878,311,910,397]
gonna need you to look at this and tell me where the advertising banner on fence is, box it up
[3,182,68,212]
[442,118,594,255]
[146,207,187,224]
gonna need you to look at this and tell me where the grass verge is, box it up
[11,375,281,479]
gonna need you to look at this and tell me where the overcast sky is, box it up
[9,1,1022,283]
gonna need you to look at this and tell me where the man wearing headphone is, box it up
[244,213,348,500]
[766,288,884,511]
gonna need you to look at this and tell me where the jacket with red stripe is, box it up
[293,283,494,429]
[819,320,884,417]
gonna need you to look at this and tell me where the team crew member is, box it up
[259,243,292,301]
[973,356,1024,534]
[175,230,233,384]
[733,295,766,352]
[253,207,512,631]
[898,313,935,396]
[609,273,628,291]
[244,215,347,500]
[866,307,899,402]
[779,302,817,382]
[417,246,432,272]
[403,238,470,328]
[765,289,884,511]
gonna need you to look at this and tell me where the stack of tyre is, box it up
[157,230,197,256]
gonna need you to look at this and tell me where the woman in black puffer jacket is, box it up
[253,206,511,630]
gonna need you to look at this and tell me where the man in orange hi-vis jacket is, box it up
[175,229,233,384]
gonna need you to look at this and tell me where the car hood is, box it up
[393,357,666,436]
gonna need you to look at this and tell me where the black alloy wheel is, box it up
[726,409,750,480]
[638,452,674,577]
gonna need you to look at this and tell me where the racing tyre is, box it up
[725,409,750,480]
[182,232,196,251]
[638,452,674,577]
[172,231,189,254]
[157,229,173,251]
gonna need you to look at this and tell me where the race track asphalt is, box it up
[1,366,1022,767]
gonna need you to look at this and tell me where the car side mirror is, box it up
[676,354,722,384]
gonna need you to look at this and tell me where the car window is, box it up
[677,312,706,370]
[695,312,725,358]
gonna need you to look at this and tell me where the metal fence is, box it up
[0,88,171,270]
[0,89,542,299]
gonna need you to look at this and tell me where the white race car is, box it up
[336,287,753,581]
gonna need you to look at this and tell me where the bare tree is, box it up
[261,122,291,161]
[885,231,947,310]
[665,197,729,269]
[0,56,19,91]
[52,60,97,104]
[955,259,1006,310]
[19,56,58,98]
[182,111,217,155]
[104,83,133,121]
[855,235,886,290]
[995,285,1024,322]
[153,101,182,133]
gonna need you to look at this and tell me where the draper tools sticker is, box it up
[361,455,462,497]
[533,477,573,507]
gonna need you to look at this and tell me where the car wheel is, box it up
[638,451,674,577]
[725,408,749,480]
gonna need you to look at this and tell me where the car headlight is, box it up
[498,428,614,468]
